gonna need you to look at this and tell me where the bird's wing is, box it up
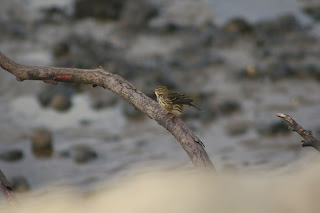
[168,92,193,104]
[168,92,202,111]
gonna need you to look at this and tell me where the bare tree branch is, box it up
[276,113,320,152]
[0,169,17,206]
[0,51,215,169]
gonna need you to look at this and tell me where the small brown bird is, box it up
[154,86,201,120]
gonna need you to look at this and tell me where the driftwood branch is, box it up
[0,169,17,206]
[276,113,320,151]
[0,51,214,169]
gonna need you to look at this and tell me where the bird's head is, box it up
[154,86,168,97]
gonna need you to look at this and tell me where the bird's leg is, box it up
[163,112,176,122]
[168,114,177,121]
[164,112,171,117]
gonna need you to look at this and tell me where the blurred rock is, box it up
[254,14,302,41]
[53,35,122,69]
[0,150,23,162]
[218,100,241,116]
[121,0,159,29]
[37,84,74,111]
[169,27,225,70]
[51,93,72,112]
[38,88,54,108]
[149,1,215,29]
[74,0,126,21]
[303,5,320,21]
[222,17,253,34]
[10,176,30,192]
[53,41,70,58]
[39,6,70,24]
[256,121,291,136]
[52,34,179,89]
[30,128,53,158]
[72,145,97,164]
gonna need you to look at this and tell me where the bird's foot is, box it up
[168,114,177,121]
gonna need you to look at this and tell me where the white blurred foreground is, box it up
[2,160,320,213]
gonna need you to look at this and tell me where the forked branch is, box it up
[0,51,214,169]
[276,113,320,152]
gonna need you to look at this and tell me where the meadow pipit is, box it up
[154,86,201,120]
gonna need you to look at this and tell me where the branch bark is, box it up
[0,51,215,169]
[276,113,320,152]
[0,169,17,206]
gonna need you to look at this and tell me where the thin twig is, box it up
[0,51,215,169]
[276,113,320,151]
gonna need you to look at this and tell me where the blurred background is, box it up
[0,0,320,195]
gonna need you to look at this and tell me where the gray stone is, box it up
[30,128,53,158]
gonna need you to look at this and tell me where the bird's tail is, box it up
[189,103,203,111]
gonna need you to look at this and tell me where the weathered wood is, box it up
[0,169,17,206]
[277,113,320,152]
